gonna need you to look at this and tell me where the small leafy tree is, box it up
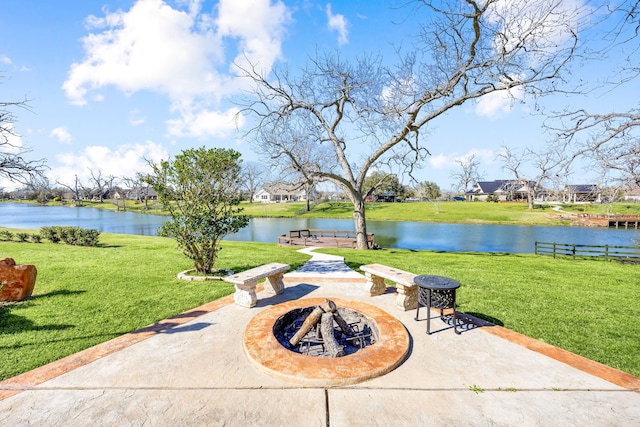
[414,181,441,201]
[362,172,408,201]
[145,147,248,274]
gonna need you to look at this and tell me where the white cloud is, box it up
[326,4,348,46]
[429,153,452,169]
[50,126,72,144]
[488,0,590,59]
[430,148,496,170]
[62,0,291,138]
[216,0,291,75]
[63,0,224,105]
[166,106,244,138]
[49,141,169,186]
[0,55,12,65]
[458,149,496,164]
[475,85,524,119]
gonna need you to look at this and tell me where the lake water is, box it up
[1,202,638,253]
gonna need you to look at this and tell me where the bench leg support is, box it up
[364,273,386,296]
[263,272,285,295]
[234,281,258,308]
[395,284,418,311]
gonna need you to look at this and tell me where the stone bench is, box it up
[223,262,290,308]
[359,264,417,311]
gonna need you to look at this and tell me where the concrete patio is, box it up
[1,248,638,426]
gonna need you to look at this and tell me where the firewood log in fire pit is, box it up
[289,299,336,347]
[320,312,345,357]
[333,311,355,337]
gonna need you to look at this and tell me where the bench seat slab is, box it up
[360,264,418,311]
[224,263,290,308]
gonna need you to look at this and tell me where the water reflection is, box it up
[1,202,165,236]
[1,202,638,253]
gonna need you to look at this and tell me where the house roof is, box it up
[473,180,537,194]
[565,184,598,193]
[475,180,510,193]
[260,181,303,196]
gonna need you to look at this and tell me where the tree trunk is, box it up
[528,192,534,210]
[352,195,369,250]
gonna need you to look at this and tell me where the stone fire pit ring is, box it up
[243,297,410,387]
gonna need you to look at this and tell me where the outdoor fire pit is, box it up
[273,299,379,358]
[243,297,410,386]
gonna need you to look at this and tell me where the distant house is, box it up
[9,189,29,200]
[466,180,545,202]
[623,188,640,202]
[127,186,158,202]
[376,191,397,202]
[253,181,317,203]
[563,185,601,203]
[109,187,128,200]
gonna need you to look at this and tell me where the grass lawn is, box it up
[1,228,639,381]
[0,232,309,381]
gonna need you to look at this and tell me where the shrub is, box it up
[30,234,42,243]
[16,232,29,242]
[76,228,100,247]
[60,226,77,245]
[39,226,100,246]
[54,226,70,244]
[40,227,60,243]
[0,230,14,241]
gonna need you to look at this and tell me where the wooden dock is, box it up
[277,229,376,249]
[577,214,640,228]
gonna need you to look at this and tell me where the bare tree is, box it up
[547,1,640,190]
[240,161,269,203]
[240,1,583,249]
[299,178,316,212]
[87,168,116,202]
[123,172,154,209]
[450,154,483,193]
[552,109,640,189]
[1,85,46,185]
[57,175,84,206]
[25,175,53,204]
[497,144,568,209]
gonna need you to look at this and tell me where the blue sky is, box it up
[1,0,638,192]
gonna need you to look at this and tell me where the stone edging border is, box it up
[176,269,233,281]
